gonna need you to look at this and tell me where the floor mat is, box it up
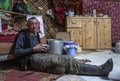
[3,70,62,81]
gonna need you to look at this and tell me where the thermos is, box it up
[93,9,96,17]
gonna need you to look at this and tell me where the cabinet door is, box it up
[97,18,111,49]
[82,18,97,49]
[67,28,82,46]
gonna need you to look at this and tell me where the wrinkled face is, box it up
[27,18,39,34]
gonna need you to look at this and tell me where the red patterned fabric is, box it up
[0,24,18,36]
[0,35,17,43]
[82,0,120,43]
[4,70,49,81]
[0,24,18,42]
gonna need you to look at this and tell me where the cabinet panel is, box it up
[97,18,111,49]
[82,18,97,49]
[67,28,82,46]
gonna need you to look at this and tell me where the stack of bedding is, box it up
[0,32,18,61]
[0,24,18,55]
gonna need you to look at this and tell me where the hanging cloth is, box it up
[12,0,32,14]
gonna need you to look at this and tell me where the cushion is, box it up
[0,35,17,43]
[0,43,13,54]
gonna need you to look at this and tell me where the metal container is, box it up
[68,10,75,17]
[47,39,64,55]
[115,41,120,54]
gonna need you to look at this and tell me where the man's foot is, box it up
[99,58,113,76]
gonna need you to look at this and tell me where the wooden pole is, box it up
[0,10,28,16]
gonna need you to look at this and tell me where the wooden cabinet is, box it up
[66,17,111,49]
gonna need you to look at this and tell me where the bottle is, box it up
[77,45,82,54]
[93,9,96,17]
[89,8,93,16]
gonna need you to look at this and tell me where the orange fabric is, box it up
[40,36,47,44]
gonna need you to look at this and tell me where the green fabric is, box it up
[0,0,12,16]
[0,0,12,11]
[23,0,32,14]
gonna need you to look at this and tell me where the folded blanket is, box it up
[0,43,13,55]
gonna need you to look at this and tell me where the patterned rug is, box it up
[3,70,62,81]
[0,69,62,81]
[0,60,62,81]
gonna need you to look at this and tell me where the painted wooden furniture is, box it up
[66,17,111,49]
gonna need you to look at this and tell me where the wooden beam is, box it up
[0,10,28,16]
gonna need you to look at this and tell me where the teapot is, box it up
[65,10,75,17]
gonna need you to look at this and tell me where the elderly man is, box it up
[14,17,113,76]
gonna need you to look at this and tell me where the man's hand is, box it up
[33,44,48,52]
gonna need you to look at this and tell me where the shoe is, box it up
[99,58,113,76]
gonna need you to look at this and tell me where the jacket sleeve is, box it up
[14,31,33,57]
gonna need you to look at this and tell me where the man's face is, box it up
[28,19,39,34]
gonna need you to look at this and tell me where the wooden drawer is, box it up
[67,17,82,27]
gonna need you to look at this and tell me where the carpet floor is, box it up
[0,60,62,81]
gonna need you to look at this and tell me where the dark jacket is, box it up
[14,29,40,70]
